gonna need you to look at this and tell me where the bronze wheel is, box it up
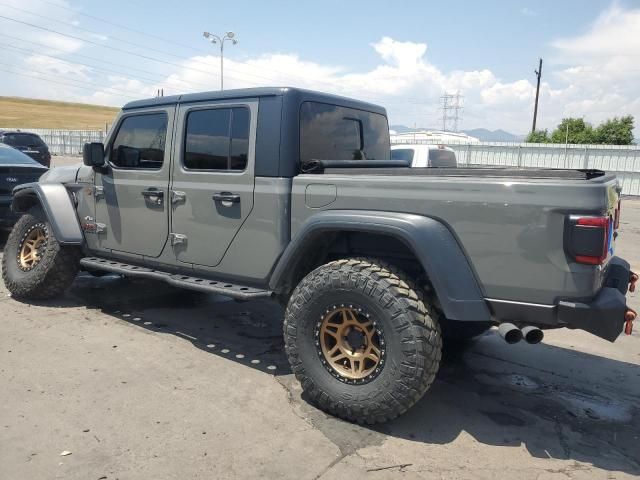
[17,224,48,271]
[316,304,385,384]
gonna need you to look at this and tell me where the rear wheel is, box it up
[2,206,81,299]
[283,258,442,424]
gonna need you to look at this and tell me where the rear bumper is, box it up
[486,256,633,342]
[557,256,632,342]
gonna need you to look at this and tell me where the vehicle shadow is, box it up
[6,271,640,475]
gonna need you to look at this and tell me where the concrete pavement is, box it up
[1,198,639,480]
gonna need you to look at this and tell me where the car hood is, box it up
[39,164,82,184]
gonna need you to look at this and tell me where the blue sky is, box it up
[1,0,638,134]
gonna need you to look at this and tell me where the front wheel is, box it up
[283,258,442,424]
[2,206,81,299]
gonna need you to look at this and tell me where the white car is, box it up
[391,144,457,167]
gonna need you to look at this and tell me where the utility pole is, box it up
[203,31,238,91]
[532,58,543,132]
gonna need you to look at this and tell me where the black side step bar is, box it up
[80,257,272,300]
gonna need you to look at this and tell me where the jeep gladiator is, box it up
[2,87,637,424]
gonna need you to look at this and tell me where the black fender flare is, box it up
[269,210,490,322]
[12,183,84,245]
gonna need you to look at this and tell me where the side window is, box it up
[391,149,415,162]
[184,109,230,170]
[299,102,390,164]
[184,107,250,171]
[111,113,167,170]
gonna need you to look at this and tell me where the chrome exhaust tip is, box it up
[521,326,544,344]
[498,323,523,344]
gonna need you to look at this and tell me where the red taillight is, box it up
[572,216,611,265]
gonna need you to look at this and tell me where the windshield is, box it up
[0,145,43,165]
[3,133,45,148]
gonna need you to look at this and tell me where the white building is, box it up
[390,130,480,145]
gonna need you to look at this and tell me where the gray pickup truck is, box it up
[2,87,637,424]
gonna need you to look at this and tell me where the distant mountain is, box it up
[390,124,525,142]
[462,128,526,142]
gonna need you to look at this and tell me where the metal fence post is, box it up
[583,146,589,169]
[517,145,522,168]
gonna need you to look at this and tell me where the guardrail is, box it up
[392,140,640,196]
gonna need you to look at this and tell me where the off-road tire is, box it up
[2,206,81,299]
[283,258,442,424]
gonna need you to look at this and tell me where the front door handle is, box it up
[212,192,240,204]
[141,188,164,206]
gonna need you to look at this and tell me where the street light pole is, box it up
[203,31,238,91]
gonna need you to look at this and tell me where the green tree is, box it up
[593,115,634,145]
[525,129,549,143]
[550,118,595,144]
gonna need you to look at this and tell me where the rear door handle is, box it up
[141,188,164,206]
[212,192,240,204]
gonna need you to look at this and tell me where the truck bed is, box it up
[319,166,610,181]
[292,168,620,307]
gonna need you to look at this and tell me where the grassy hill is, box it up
[0,96,119,130]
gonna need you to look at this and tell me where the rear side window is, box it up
[429,149,457,168]
[184,107,250,171]
[111,113,167,169]
[3,133,45,148]
[391,149,415,162]
[300,102,390,163]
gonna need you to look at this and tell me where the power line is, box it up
[0,39,217,91]
[0,3,212,64]
[0,32,184,80]
[0,67,139,99]
[33,0,213,55]
[2,43,166,86]
[0,14,234,80]
[0,60,142,99]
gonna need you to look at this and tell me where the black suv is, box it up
[0,131,51,167]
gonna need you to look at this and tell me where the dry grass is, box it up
[0,96,119,129]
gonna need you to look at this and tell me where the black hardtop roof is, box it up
[122,86,386,115]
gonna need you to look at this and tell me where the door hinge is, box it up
[82,217,107,234]
[170,233,188,245]
[93,186,105,200]
[171,190,186,205]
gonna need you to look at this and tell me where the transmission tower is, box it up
[440,91,464,132]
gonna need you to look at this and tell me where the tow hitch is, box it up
[625,308,637,335]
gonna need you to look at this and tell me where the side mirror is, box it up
[83,142,105,168]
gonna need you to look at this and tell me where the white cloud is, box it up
[520,7,538,17]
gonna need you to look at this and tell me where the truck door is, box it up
[170,100,256,267]
[94,106,174,257]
